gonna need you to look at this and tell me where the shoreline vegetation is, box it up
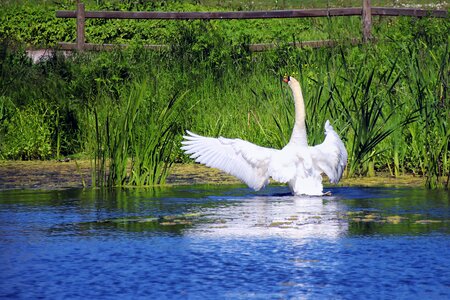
[0,1,449,189]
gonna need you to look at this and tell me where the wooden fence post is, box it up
[362,0,372,42]
[76,2,85,51]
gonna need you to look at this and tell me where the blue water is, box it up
[0,186,449,299]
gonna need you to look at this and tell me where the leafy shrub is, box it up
[0,102,53,160]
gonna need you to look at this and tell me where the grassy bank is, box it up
[0,1,449,188]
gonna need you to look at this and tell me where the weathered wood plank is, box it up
[56,7,448,19]
[57,39,361,52]
[76,3,85,51]
[56,8,362,19]
[362,0,372,42]
[57,42,168,51]
[372,7,448,17]
[249,39,361,51]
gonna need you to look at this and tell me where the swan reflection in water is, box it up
[186,194,348,239]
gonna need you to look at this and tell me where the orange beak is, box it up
[282,76,290,83]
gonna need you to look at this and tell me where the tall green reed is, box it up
[403,40,449,188]
[128,88,187,186]
[330,55,418,177]
[89,79,185,187]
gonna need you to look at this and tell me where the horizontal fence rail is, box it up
[56,8,364,19]
[56,39,362,52]
[371,7,447,17]
[55,7,448,19]
[55,1,448,52]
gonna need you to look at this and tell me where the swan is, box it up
[181,76,347,196]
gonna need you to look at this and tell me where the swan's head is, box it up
[282,75,299,87]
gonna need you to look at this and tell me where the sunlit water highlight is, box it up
[0,186,449,299]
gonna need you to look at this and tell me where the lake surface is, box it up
[0,185,449,299]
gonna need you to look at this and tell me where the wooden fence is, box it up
[55,0,448,52]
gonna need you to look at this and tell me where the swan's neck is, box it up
[289,83,308,145]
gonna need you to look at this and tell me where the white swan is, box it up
[181,76,347,196]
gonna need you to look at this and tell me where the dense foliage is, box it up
[0,0,449,187]
[0,0,396,47]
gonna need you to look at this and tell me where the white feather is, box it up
[311,120,348,184]
[181,131,276,191]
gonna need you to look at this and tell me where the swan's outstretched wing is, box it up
[311,120,348,183]
[181,131,277,190]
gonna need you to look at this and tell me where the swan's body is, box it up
[181,77,347,196]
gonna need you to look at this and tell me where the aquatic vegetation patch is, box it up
[415,219,443,224]
[269,221,294,227]
[263,209,447,234]
[346,210,448,235]
[66,212,209,234]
